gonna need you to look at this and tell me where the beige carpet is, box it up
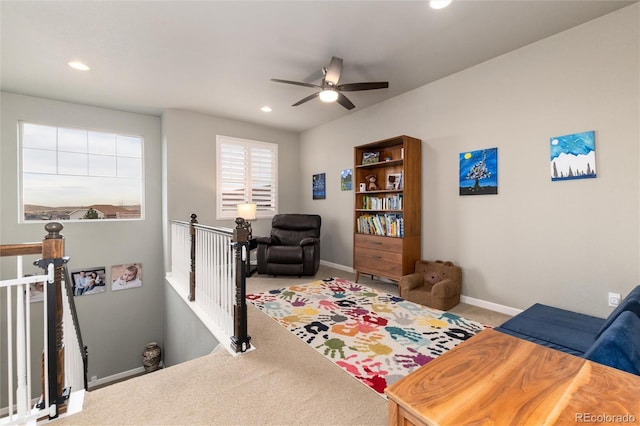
[56,265,511,426]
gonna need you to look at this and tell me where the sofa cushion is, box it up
[497,303,605,355]
[596,285,640,338]
[584,310,640,376]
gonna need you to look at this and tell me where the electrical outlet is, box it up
[608,292,621,307]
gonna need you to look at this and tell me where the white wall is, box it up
[0,92,163,389]
[300,4,640,317]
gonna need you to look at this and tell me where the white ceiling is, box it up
[1,1,635,133]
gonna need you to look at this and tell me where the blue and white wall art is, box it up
[550,131,596,181]
[459,148,498,196]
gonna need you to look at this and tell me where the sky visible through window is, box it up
[21,122,143,220]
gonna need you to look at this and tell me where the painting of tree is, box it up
[459,148,498,195]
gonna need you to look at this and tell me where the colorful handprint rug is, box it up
[246,277,487,398]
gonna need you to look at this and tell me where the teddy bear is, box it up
[424,271,442,286]
[365,174,378,191]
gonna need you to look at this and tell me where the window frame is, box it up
[215,135,278,221]
[18,120,145,223]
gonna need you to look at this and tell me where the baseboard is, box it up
[319,260,396,284]
[320,260,522,317]
[320,259,353,272]
[87,366,147,390]
[460,295,523,317]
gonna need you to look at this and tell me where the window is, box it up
[216,135,278,220]
[19,121,144,221]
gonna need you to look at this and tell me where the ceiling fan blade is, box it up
[292,92,320,107]
[337,82,389,91]
[336,92,355,110]
[324,56,343,85]
[271,78,321,89]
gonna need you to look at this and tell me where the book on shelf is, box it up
[356,213,404,237]
[361,194,403,210]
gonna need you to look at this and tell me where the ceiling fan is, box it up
[271,56,389,110]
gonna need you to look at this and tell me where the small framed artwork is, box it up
[72,267,107,296]
[312,173,326,200]
[550,130,596,181]
[362,151,380,165]
[386,173,403,190]
[111,263,143,291]
[459,148,498,196]
[340,169,353,191]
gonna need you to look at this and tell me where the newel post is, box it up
[231,220,251,353]
[39,222,68,418]
[188,213,197,302]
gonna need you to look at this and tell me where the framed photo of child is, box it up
[72,267,107,297]
[111,263,143,291]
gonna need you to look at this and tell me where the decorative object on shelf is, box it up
[550,130,596,181]
[365,174,379,191]
[359,183,367,192]
[386,172,403,190]
[340,169,353,191]
[459,147,498,196]
[235,203,257,241]
[142,342,161,373]
[362,151,380,165]
[312,173,326,200]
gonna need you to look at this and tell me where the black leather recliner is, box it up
[256,214,321,276]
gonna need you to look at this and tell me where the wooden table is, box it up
[385,329,640,426]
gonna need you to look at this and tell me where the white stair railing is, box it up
[1,223,87,425]
[167,215,251,354]
[1,259,53,426]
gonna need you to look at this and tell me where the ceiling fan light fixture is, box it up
[319,88,339,103]
[430,0,452,10]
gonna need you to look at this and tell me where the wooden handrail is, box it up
[0,242,43,257]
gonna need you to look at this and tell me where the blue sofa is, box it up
[496,285,640,376]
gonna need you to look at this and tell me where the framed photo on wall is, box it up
[71,267,107,296]
[111,263,143,291]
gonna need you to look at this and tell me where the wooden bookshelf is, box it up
[353,135,421,282]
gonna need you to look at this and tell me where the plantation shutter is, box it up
[216,135,278,220]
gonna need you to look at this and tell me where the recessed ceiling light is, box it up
[430,0,452,10]
[261,106,272,112]
[68,61,90,71]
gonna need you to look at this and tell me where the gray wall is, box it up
[0,92,163,391]
[299,4,640,318]
[161,108,300,365]
[161,108,301,264]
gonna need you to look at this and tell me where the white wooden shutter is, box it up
[216,135,278,220]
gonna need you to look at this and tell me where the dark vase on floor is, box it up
[142,342,161,373]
